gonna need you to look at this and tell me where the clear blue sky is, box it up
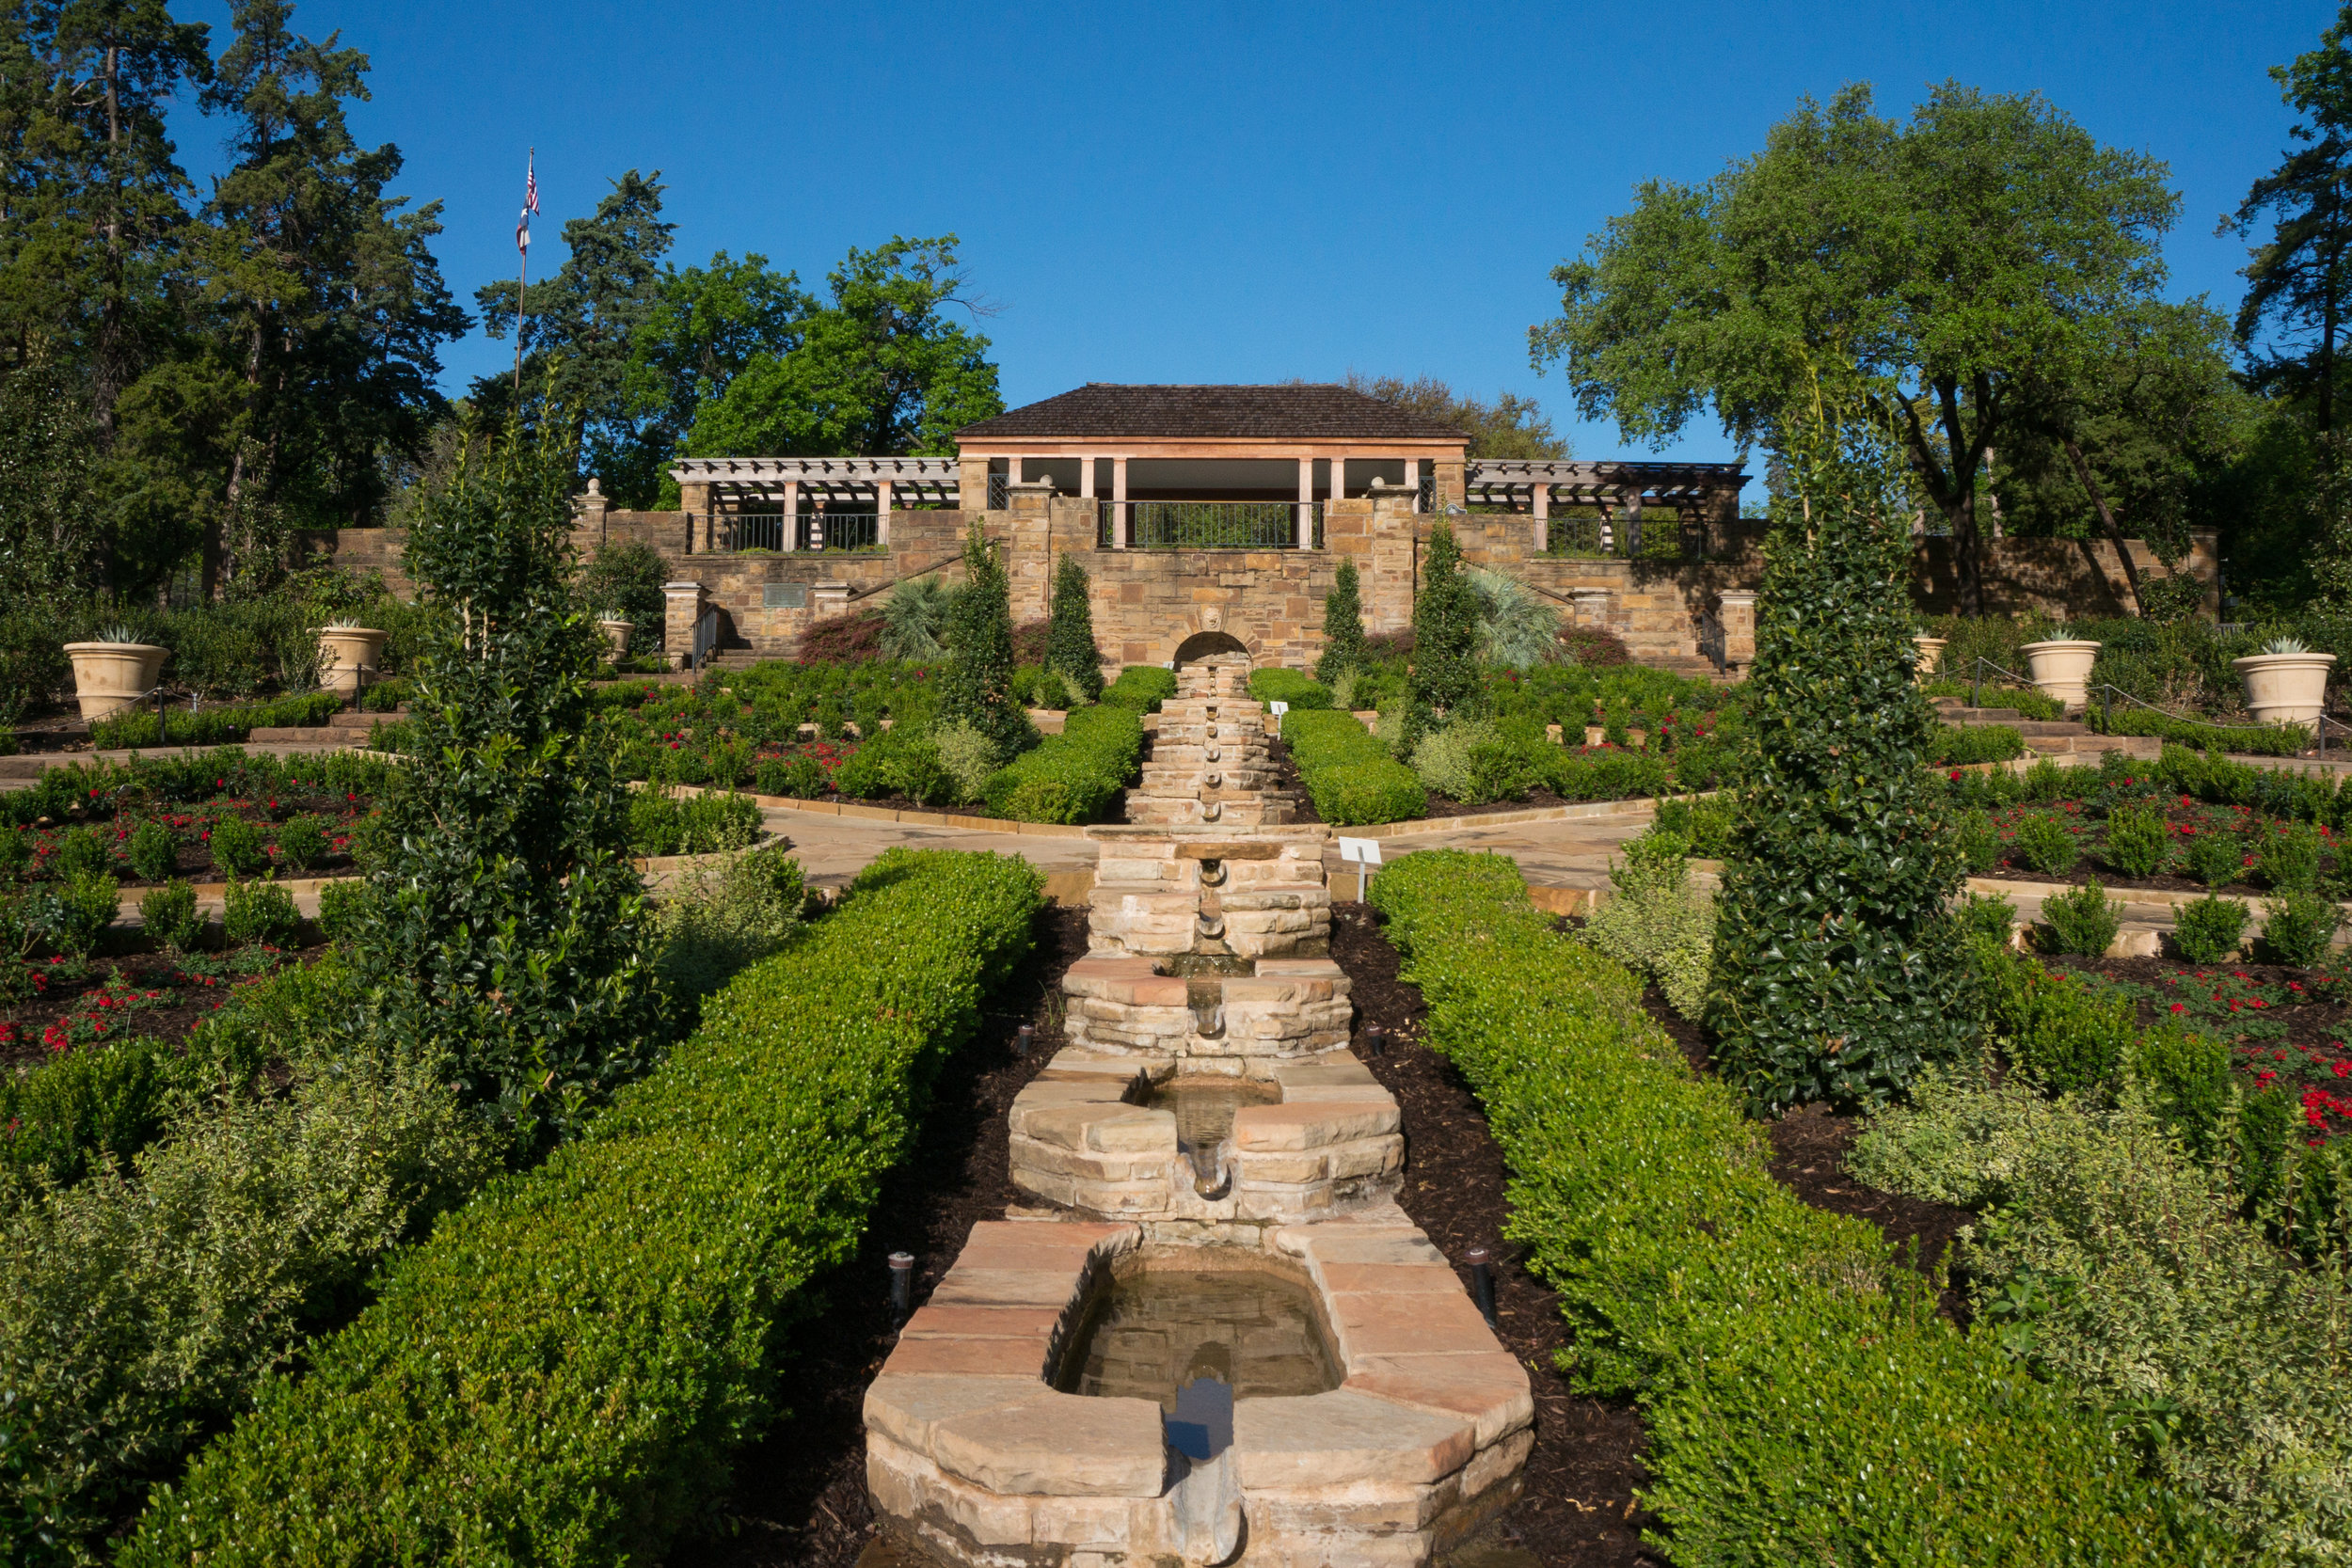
[175,0,2332,485]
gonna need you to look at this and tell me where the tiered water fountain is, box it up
[865,657,1532,1568]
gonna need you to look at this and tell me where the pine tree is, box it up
[1044,551,1104,702]
[938,521,1031,759]
[1316,556,1366,683]
[1406,520,1483,743]
[1706,403,1969,1113]
[346,399,660,1151]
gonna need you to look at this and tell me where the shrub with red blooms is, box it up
[794,607,888,664]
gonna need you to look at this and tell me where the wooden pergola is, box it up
[1463,459,1748,553]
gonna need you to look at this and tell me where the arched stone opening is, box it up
[1172,630,1250,669]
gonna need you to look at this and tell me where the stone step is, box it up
[1938,706,2024,722]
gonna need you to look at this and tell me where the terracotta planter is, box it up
[2019,639,2101,708]
[316,627,389,696]
[600,619,634,658]
[1913,635,1948,677]
[64,641,167,721]
[2233,652,2336,734]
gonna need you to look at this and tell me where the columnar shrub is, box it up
[1708,414,1969,1110]
[1315,556,1366,684]
[345,408,661,1148]
[938,523,1033,761]
[1044,553,1104,703]
[1406,520,1483,746]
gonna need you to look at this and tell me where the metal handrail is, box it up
[1696,610,1727,675]
[690,608,720,671]
[1120,500,1313,550]
[1966,655,2343,760]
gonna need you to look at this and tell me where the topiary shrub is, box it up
[1405,520,1483,747]
[127,819,179,883]
[938,524,1035,763]
[2101,804,2170,879]
[138,879,202,952]
[1315,556,1366,683]
[1044,554,1104,703]
[2039,879,2121,958]
[207,812,266,878]
[2012,811,2078,877]
[1102,664,1176,712]
[2259,890,2343,966]
[1282,709,1425,825]
[222,877,299,948]
[2169,894,2249,963]
[1707,409,1969,1112]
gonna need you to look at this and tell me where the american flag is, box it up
[516,154,539,253]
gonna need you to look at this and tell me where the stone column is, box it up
[1079,454,1095,499]
[1718,590,1757,669]
[663,580,706,671]
[1112,456,1129,548]
[1297,457,1313,548]
[958,453,990,512]
[782,479,800,551]
[1571,587,1613,629]
[877,478,893,549]
[1532,480,1549,555]
[1434,457,1466,512]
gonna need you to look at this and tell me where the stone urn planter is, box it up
[2019,639,2101,709]
[599,619,634,659]
[64,641,167,721]
[1913,635,1948,678]
[2233,650,2337,734]
[316,626,389,697]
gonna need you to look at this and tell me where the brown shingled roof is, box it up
[955,384,1469,443]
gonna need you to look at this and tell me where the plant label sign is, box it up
[1338,836,1382,866]
[1269,701,1290,716]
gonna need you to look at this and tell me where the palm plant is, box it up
[881,576,955,660]
[1464,567,1563,670]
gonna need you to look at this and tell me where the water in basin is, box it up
[1150,1076,1279,1156]
[1057,1261,1341,1413]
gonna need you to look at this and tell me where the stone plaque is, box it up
[763,582,808,610]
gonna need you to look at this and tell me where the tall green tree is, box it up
[937,522,1029,760]
[683,235,1002,460]
[1316,556,1365,683]
[1044,552,1103,702]
[1533,82,2178,614]
[2227,3,2352,434]
[169,0,464,596]
[1406,520,1481,744]
[346,399,660,1149]
[476,168,673,503]
[623,249,811,501]
[1708,386,1969,1111]
[1343,372,1567,459]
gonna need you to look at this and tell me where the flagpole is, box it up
[513,147,532,393]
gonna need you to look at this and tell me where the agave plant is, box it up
[880,576,956,661]
[1464,567,1563,670]
[318,619,375,633]
[2262,634,2313,657]
[93,625,144,644]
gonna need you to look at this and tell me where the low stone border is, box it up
[657,780,1091,838]
[866,1210,1531,1568]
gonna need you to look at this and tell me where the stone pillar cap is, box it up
[662,579,705,593]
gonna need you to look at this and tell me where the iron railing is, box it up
[1542,511,1705,562]
[690,607,720,670]
[715,511,884,553]
[1696,610,1727,675]
[1118,500,1314,550]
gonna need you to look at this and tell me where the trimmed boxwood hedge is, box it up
[1281,709,1426,826]
[981,702,1145,824]
[123,847,1042,1566]
[1929,721,2026,767]
[90,689,343,750]
[1247,668,1333,710]
[1101,664,1175,712]
[1368,850,2228,1564]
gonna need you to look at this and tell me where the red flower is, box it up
[2169,1002,2185,1013]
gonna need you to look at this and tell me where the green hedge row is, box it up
[626,787,763,856]
[89,689,344,751]
[1101,664,1175,712]
[1281,709,1426,825]
[125,847,1041,1565]
[1247,668,1334,709]
[1366,850,2226,1564]
[1929,722,2026,766]
[981,702,1144,824]
[2085,703,2309,756]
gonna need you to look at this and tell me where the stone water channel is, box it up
[864,658,1533,1568]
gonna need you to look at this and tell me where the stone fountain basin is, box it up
[865,1214,1533,1568]
[1008,1049,1404,1226]
[1062,955,1351,1059]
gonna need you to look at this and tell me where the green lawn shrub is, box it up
[1367,851,2221,1564]
[36,871,117,956]
[651,844,808,1018]
[125,847,1041,1566]
[206,812,265,878]
[1102,663,1176,712]
[221,878,298,948]
[2259,890,2343,966]
[1248,668,1333,710]
[2170,894,2249,964]
[126,819,178,882]
[1282,709,1425,825]
[2039,879,2121,958]
[1579,831,1715,1018]
[2182,824,2243,887]
[1956,807,1999,872]
[626,788,761,858]
[1930,722,2026,766]
[1534,744,1673,801]
[2083,702,2310,756]
[753,753,828,800]
[1959,890,2018,943]
[2012,811,2079,877]
[2101,804,2170,879]
[1648,793,1734,859]
[2255,819,2324,892]
[55,827,108,880]
[272,815,327,873]
[137,879,202,952]
[981,703,1143,823]
[89,690,342,751]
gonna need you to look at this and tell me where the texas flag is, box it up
[516,153,539,253]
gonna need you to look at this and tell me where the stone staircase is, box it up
[1931,697,2160,761]
[1121,659,1297,830]
[246,705,405,746]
